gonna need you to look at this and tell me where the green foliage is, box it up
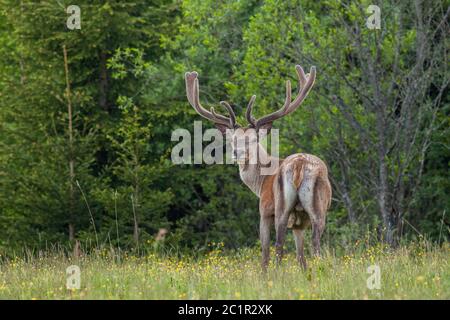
[0,0,448,254]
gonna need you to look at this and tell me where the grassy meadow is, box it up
[0,240,448,300]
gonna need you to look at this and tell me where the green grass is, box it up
[0,242,448,299]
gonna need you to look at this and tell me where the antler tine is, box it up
[219,101,237,127]
[210,107,225,124]
[245,95,257,127]
[254,78,292,128]
[193,77,234,124]
[185,72,212,119]
[284,79,292,111]
[295,65,308,90]
[184,71,236,127]
[185,71,197,106]
[254,65,316,128]
[287,65,316,113]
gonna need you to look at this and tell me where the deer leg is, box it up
[299,175,325,256]
[260,215,272,272]
[274,209,291,265]
[274,174,298,265]
[312,218,325,256]
[292,228,307,270]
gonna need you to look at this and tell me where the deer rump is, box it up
[281,154,331,230]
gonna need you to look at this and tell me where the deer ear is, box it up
[214,123,230,135]
[257,122,272,136]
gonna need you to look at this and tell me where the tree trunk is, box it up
[342,190,356,224]
[63,45,75,242]
[376,124,395,245]
[98,51,110,112]
[131,192,139,248]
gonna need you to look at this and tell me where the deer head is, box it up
[185,65,316,163]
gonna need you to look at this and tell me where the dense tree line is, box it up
[0,0,448,253]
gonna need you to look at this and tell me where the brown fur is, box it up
[260,174,276,217]
[185,64,331,272]
[291,157,305,188]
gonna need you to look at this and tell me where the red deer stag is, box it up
[185,65,331,271]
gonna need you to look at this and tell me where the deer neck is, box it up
[238,143,279,198]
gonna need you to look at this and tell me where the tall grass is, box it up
[0,240,448,299]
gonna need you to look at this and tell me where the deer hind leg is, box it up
[299,174,325,256]
[292,228,307,270]
[312,177,331,256]
[274,175,298,265]
[311,217,325,256]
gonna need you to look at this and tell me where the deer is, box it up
[184,64,332,271]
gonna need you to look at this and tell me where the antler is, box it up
[185,71,237,128]
[246,65,316,128]
[245,95,257,127]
